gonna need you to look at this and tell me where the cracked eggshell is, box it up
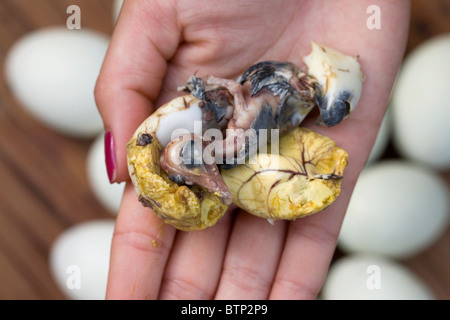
[127,95,228,231]
[391,34,450,169]
[303,41,364,115]
[49,219,115,300]
[338,160,450,258]
[130,95,203,146]
[321,255,435,300]
[4,27,109,138]
[87,132,125,215]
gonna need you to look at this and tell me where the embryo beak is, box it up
[303,41,364,127]
[160,134,233,205]
[317,96,350,127]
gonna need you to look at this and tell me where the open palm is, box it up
[95,0,410,299]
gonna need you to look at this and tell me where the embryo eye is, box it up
[180,139,204,167]
[344,101,351,116]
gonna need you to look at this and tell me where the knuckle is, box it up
[93,74,109,107]
[221,263,271,293]
[272,275,319,299]
[161,276,212,299]
[112,228,169,257]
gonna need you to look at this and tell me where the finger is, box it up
[268,178,354,299]
[94,0,180,183]
[158,207,235,299]
[268,4,411,296]
[214,211,287,299]
[106,183,176,299]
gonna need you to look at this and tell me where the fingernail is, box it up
[104,130,117,183]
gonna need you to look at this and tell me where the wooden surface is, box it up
[0,0,449,300]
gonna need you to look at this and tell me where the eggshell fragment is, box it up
[4,27,109,138]
[49,219,115,300]
[391,34,450,169]
[339,160,449,258]
[87,132,125,215]
[321,255,435,300]
[303,42,364,118]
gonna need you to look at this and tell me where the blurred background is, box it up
[0,0,449,299]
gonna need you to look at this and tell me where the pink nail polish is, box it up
[104,131,117,183]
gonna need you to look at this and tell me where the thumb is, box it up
[95,1,180,183]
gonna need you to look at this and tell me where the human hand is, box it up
[95,0,410,299]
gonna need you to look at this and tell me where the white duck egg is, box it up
[391,34,450,169]
[339,160,449,258]
[49,219,115,300]
[87,132,125,215]
[321,255,435,300]
[366,108,392,164]
[113,0,124,24]
[4,27,109,138]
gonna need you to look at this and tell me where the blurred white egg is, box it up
[366,108,391,164]
[339,160,449,258]
[49,219,115,300]
[391,34,450,169]
[113,0,124,23]
[87,132,125,215]
[321,254,435,300]
[4,27,109,138]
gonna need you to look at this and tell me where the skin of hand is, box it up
[95,0,410,299]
